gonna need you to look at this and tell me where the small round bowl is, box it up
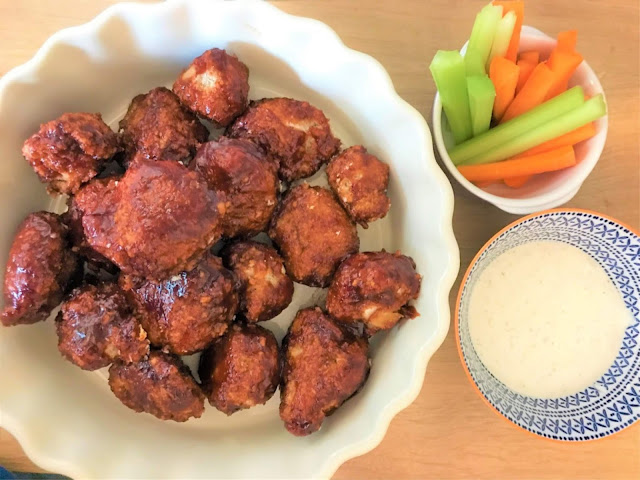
[433,26,608,214]
[456,209,640,441]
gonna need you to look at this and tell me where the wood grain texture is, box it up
[0,0,638,478]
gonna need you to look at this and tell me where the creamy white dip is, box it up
[469,240,632,398]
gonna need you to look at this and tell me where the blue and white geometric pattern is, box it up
[458,211,640,441]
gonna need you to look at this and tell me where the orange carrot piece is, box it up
[492,0,524,62]
[489,56,520,121]
[546,48,583,99]
[474,181,495,188]
[500,62,555,123]
[518,51,539,64]
[515,59,537,93]
[557,30,577,52]
[513,122,596,158]
[515,52,540,93]
[504,175,530,188]
[458,146,576,183]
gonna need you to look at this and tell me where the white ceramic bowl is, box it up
[456,209,640,441]
[433,26,608,215]
[0,1,459,478]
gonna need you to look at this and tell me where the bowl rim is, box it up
[0,0,460,477]
[454,207,640,442]
[432,25,609,214]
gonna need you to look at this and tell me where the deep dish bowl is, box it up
[433,26,608,215]
[0,1,459,478]
[456,209,640,441]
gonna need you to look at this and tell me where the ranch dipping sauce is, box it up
[469,240,632,399]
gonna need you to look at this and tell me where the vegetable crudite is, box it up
[430,1,606,189]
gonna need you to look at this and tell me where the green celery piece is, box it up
[464,3,503,76]
[430,50,473,144]
[462,94,607,165]
[485,10,517,71]
[465,47,486,76]
[449,86,585,165]
[467,75,496,136]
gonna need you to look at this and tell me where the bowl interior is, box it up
[434,26,608,212]
[457,210,640,441]
[0,1,456,478]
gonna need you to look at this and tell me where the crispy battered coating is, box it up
[280,307,369,436]
[119,87,209,166]
[173,48,249,127]
[326,145,391,227]
[64,180,119,270]
[76,160,225,279]
[193,137,278,238]
[326,251,421,333]
[2,212,79,326]
[268,184,359,287]
[56,283,149,370]
[199,323,280,415]
[221,241,293,322]
[227,98,341,182]
[119,252,238,355]
[108,351,205,422]
[22,112,121,195]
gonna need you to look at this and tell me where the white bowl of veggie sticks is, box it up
[432,24,607,215]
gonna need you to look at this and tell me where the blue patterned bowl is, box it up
[456,209,640,441]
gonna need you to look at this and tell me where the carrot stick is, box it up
[504,175,530,188]
[489,56,520,121]
[513,122,596,158]
[557,30,577,52]
[515,52,540,93]
[516,59,537,93]
[458,146,576,183]
[546,48,583,99]
[501,62,555,123]
[518,51,540,64]
[491,0,524,62]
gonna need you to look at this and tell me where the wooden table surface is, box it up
[1,0,638,478]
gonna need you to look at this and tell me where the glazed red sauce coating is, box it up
[119,87,209,166]
[108,350,205,422]
[279,307,369,436]
[173,48,249,127]
[199,322,280,415]
[326,145,391,228]
[221,241,293,322]
[119,252,238,355]
[2,212,79,326]
[64,179,119,270]
[193,137,278,238]
[326,251,421,333]
[268,183,359,287]
[22,112,121,195]
[56,283,149,370]
[227,97,341,182]
[76,160,225,280]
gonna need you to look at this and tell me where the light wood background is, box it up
[1,0,638,478]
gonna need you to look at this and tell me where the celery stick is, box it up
[462,94,607,165]
[449,86,585,165]
[464,4,503,76]
[430,50,473,144]
[485,11,517,71]
[467,75,496,136]
[465,47,486,76]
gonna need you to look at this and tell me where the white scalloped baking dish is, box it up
[0,1,459,478]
